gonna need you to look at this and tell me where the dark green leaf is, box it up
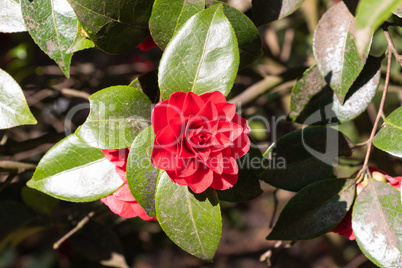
[219,2,262,68]
[69,221,129,268]
[313,0,370,104]
[352,180,402,267]
[355,0,402,55]
[158,4,240,99]
[217,147,263,202]
[289,56,381,125]
[127,126,159,217]
[0,0,27,32]
[27,134,123,202]
[76,86,152,149]
[267,179,356,240]
[67,0,154,54]
[252,0,305,26]
[260,127,353,191]
[0,201,35,239]
[149,0,205,50]
[129,69,160,103]
[0,68,37,129]
[156,172,222,260]
[21,186,59,215]
[21,0,78,77]
[373,107,402,158]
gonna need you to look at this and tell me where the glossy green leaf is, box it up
[21,186,59,215]
[260,127,353,192]
[127,126,159,217]
[158,4,240,99]
[216,2,262,68]
[313,1,370,104]
[267,179,356,240]
[373,107,402,158]
[21,0,78,77]
[156,172,222,260]
[251,0,305,25]
[352,180,402,267]
[217,148,263,202]
[355,0,402,55]
[27,134,123,202]
[289,56,381,125]
[0,0,27,32]
[129,70,160,103]
[149,0,205,50]
[67,0,154,54]
[76,86,152,149]
[66,23,95,54]
[0,68,37,129]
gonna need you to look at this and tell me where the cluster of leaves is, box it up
[0,0,401,266]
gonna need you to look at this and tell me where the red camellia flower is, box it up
[332,167,401,240]
[138,35,157,51]
[151,91,251,193]
[101,149,156,221]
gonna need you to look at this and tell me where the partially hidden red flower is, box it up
[151,91,251,194]
[332,167,401,240]
[138,35,157,51]
[101,149,156,221]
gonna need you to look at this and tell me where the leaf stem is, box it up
[53,211,95,249]
[357,49,392,179]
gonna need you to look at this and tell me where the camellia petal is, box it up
[210,172,238,191]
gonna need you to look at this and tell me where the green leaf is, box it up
[393,5,402,18]
[0,68,37,129]
[149,0,205,50]
[129,69,160,103]
[21,0,78,77]
[0,0,27,33]
[251,0,305,25]
[127,126,159,217]
[76,86,152,149]
[259,127,353,192]
[267,179,356,240]
[66,23,95,54]
[67,0,154,54]
[158,4,240,99]
[313,0,370,104]
[155,172,222,260]
[355,0,402,55]
[216,2,262,68]
[289,56,382,125]
[21,186,59,215]
[27,134,123,202]
[373,107,402,158]
[352,180,402,267]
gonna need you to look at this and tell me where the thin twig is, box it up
[357,49,392,179]
[383,25,402,66]
[269,189,279,229]
[60,88,90,99]
[0,173,18,194]
[0,161,36,173]
[53,211,95,250]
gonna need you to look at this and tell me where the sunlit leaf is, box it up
[252,0,305,25]
[76,86,152,149]
[313,0,370,104]
[260,127,353,191]
[155,172,222,260]
[149,0,205,50]
[0,68,37,129]
[158,4,239,99]
[373,107,402,158]
[0,0,27,32]
[353,180,402,267]
[67,0,154,54]
[127,126,159,217]
[267,179,356,240]
[21,0,78,77]
[289,56,381,125]
[27,134,123,202]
